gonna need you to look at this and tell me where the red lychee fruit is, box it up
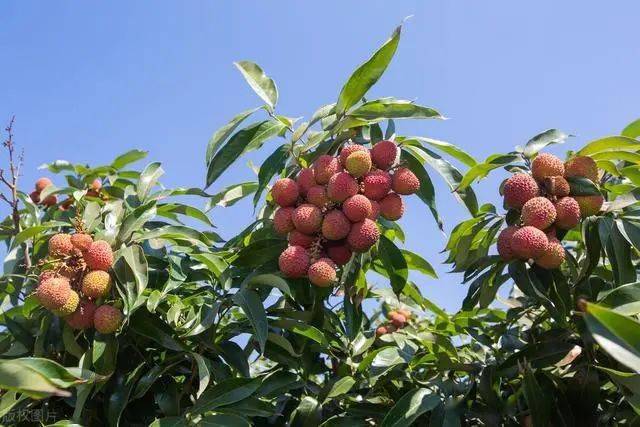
[84,240,114,271]
[511,226,548,260]
[347,219,380,252]
[308,258,337,287]
[375,326,388,337]
[39,270,57,284]
[94,305,123,334]
[35,177,52,192]
[91,178,102,191]
[497,226,519,261]
[313,155,341,185]
[521,197,557,230]
[327,172,358,202]
[42,194,58,207]
[565,156,598,183]
[362,170,392,201]
[544,176,570,197]
[29,191,40,204]
[48,233,74,258]
[52,290,79,317]
[288,230,316,249]
[296,168,316,195]
[398,309,411,320]
[278,245,310,278]
[322,210,351,240]
[392,167,420,195]
[342,194,373,222]
[535,237,565,269]
[36,277,72,310]
[345,150,372,178]
[71,233,93,252]
[554,197,581,229]
[371,140,398,170]
[379,193,405,221]
[574,195,604,217]
[82,270,112,299]
[390,312,407,328]
[503,173,540,209]
[271,178,299,207]
[531,153,564,181]
[306,185,329,208]
[65,300,97,330]
[273,207,296,235]
[292,204,323,234]
[326,243,352,266]
[339,144,368,166]
[368,200,380,220]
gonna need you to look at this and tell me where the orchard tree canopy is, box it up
[1,22,640,427]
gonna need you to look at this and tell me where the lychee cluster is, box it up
[35,230,122,334]
[497,153,604,269]
[375,309,411,337]
[29,177,57,207]
[273,140,419,286]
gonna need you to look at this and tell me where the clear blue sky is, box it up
[2,1,639,311]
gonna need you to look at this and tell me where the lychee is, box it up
[39,270,57,284]
[36,277,72,310]
[94,305,123,334]
[306,185,329,208]
[398,309,412,320]
[91,179,102,191]
[326,243,352,266]
[288,231,316,249]
[339,144,368,166]
[531,153,564,181]
[535,237,565,269]
[52,290,79,317]
[390,312,407,328]
[379,193,405,221]
[565,156,598,183]
[511,226,548,260]
[84,240,114,271]
[322,210,351,240]
[65,300,97,330]
[375,326,388,337]
[327,172,358,202]
[362,170,392,201]
[497,226,519,261]
[368,200,380,220]
[345,151,372,178]
[82,270,112,299]
[544,176,570,197]
[48,233,74,258]
[292,204,323,234]
[35,177,52,192]
[342,194,373,222]
[296,168,316,195]
[271,178,299,207]
[308,258,337,287]
[278,245,310,278]
[273,207,295,235]
[29,191,40,204]
[521,197,557,230]
[41,194,58,207]
[71,233,93,252]
[392,167,420,195]
[313,155,341,185]
[347,219,380,252]
[574,195,604,217]
[503,173,540,209]
[554,197,581,229]
[371,140,398,170]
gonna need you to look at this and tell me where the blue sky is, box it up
[2,1,639,311]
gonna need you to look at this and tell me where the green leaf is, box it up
[206,108,260,164]
[117,201,157,244]
[578,136,640,156]
[347,98,442,121]
[0,358,86,398]
[190,353,211,399]
[566,176,601,196]
[92,333,118,376]
[381,388,440,427]
[622,118,640,139]
[245,273,292,297]
[190,377,261,415]
[130,309,188,352]
[335,24,402,116]
[523,129,570,158]
[232,288,268,354]
[253,144,289,206]
[522,368,551,427]
[137,162,164,202]
[233,238,288,267]
[200,414,251,427]
[457,154,520,191]
[290,396,321,427]
[207,182,259,210]
[113,245,149,314]
[405,136,476,167]
[111,149,148,170]
[401,148,442,230]
[401,249,437,278]
[598,281,640,315]
[378,235,408,295]
[325,376,356,401]
[234,61,278,110]
[156,203,213,226]
[498,340,576,372]
[272,318,329,348]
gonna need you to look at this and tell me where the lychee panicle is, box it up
[313,155,341,185]
[94,305,123,334]
[342,194,373,222]
[273,207,295,235]
[308,258,337,287]
[345,150,372,178]
[84,240,114,271]
[392,167,420,195]
[322,210,351,240]
[531,153,564,181]
[511,226,548,260]
[271,178,299,207]
[521,197,557,230]
[362,170,392,201]
[371,140,398,170]
[379,193,405,221]
[292,204,323,234]
[503,173,540,209]
[278,245,310,278]
[347,219,380,252]
[327,172,358,202]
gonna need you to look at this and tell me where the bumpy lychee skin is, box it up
[29,191,40,204]
[84,240,114,271]
[343,195,373,222]
[306,185,329,208]
[368,200,380,220]
[296,168,316,195]
[362,170,392,201]
[531,153,564,181]
[535,237,566,269]
[42,194,58,207]
[271,178,299,207]
[326,243,352,266]
[345,151,372,178]
[53,290,80,317]
[544,176,570,197]
[94,305,123,334]
[339,144,368,166]
[39,270,57,284]
[308,258,337,287]
[327,172,358,202]
[521,197,557,230]
[392,167,420,195]
[288,231,316,249]
[71,233,93,252]
[503,173,540,209]
[347,219,380,252]
[278,245,310,278]
[35,177,53,192]
[371,140,398,170]
[82,270,112,299]
[554,197,581,229]
[36,277,72,310]
[322,210,351,240]
[273,207,295,235]
[390,312,407,328]
[497,226,519,261]
[292,204,323,234]
[511,226,548,260]
[565,156,598,183]
[574,195,604,218]
[66,300,97,330]
[313,155,342,185]
[375,326,388,337]
[379,193,405,221]
[48,233,74,258]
